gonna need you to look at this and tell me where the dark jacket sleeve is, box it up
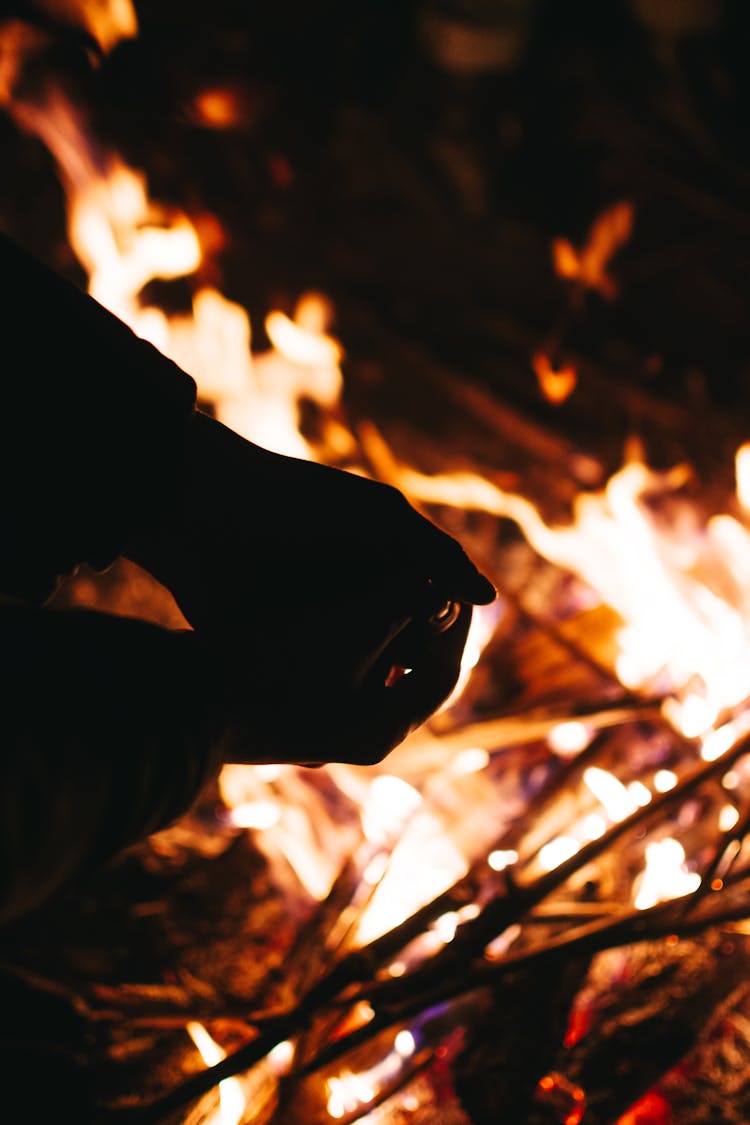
[0,230,197,603]
[0,233,222,924]
[0,607,221,925]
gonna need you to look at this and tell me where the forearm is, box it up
[0,231,197,604]
[0,607,223,924]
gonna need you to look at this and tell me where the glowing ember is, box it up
[536,1071,586,1125]
[192,87,243,129]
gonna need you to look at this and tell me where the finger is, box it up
[344,602,473,762]
[402,507,496,605]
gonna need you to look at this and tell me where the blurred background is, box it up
[1,0,749,484]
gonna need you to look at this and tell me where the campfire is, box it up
[2,3,750,1124]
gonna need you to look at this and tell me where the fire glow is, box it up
[4,14,750,1124]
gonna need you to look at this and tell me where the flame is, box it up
[633,838,701,910]
[186,1022,246,1125]
[8,40,750,1120]
[218,763,348,900]
[0,1,137,61]
[360,775,422,847]
[552,201,634,300]
[0,21,48,105]
[719,804,739,832]
[548,721,593,757]
[326,1029,418,1120]
[354,775,467,946]
[387,450,750,744]
[48,0,138,54]
[5,76,345,466]
[538,836,580,871]
[532,352,577,404]
[583,767,638,822]
[439,600,501,712]
[488,849,518,871]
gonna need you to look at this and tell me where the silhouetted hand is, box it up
[127,412,495,765]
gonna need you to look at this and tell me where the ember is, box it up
[2,4,750,1125]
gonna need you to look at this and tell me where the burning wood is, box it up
[2,9,750,1125]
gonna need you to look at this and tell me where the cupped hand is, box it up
[127,412,495,765]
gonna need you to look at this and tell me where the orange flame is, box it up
[532,351,578,404]
[552,201,634,300]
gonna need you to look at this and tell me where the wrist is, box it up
[122,409,273,606]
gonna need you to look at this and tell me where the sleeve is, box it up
[0,233,224,925]
[0,230,198,604]
[0,606,223,926]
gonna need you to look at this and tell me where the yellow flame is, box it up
[547,721,593,757]
[228,800,281,830]
[186,1022,246,1125]
[390,450,750,743]
[583,767,638,822]
[6,78,347,469]
[652,769,677,793]
[719,804,739,832]
[633,838,701,910]
[488,849,518,871]
[355,778,467,945]
[361,776,422,846]
[218,764,344,900]
[265,303,342,367]
[439,601,501,712]
[327,1073,376,1119]
[451,747,490,775]
[538,836,580,871]
[326,1026,418,1120]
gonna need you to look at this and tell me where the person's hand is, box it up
[126,412,495,766]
